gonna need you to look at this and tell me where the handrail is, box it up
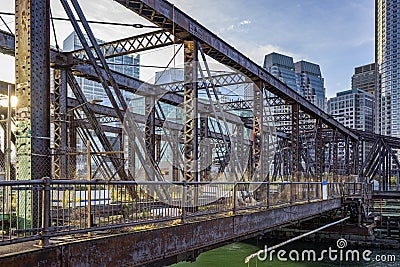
[0,178,369,247]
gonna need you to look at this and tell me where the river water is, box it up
[171,239,400,267]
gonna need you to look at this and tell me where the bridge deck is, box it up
[0,198,342,267]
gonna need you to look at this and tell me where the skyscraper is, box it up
[351,63,376,95]
[328,88,374,163]
[327,89,374,132]
[263,53,301,94]
[263,52,326,111]
[376,0,399,136]
[295,61,326,111]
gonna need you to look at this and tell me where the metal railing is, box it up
[0,179,368,246]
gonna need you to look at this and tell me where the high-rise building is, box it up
[263,53,301,94]
[327,88,374,132]
[351,63,376,95]
[328,88,374,163]
[263,52,326,111]
[63,32,140,106]
[295,60,326,111]
[376,0,399,136]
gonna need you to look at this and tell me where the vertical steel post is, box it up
[87,140,92,237]
[345,136,350,177]
[291,104,300,181]
[332,130,338,181]
[128,135,135,178]
[15,0,51,228]
[183,40,198,184]
[234,123,244,180]
[253,80,264,181]
[352,140,359,175]
[145,96,156,180]
[53,69,68,179]
[67,114,77,178]
[315,119,323,182]
[183,40,198,207]
[199,115,211,181]
[171,129,180,181]
[40,177,50,247]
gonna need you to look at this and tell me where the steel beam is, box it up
[70,30,176,61]
[183,40,198,184]
[15,0,51,229]
[145,96,156,180]
[158,72,248,92]
[199,116,211,181]
[291,104,300,181]
[252,81,264,181]
[114,0,358,141]
[315,119,323,181]
[332,130,338,180]
[53,69,68,179]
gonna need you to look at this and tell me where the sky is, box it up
[0,0,375,98]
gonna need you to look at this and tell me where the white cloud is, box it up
[220,19,252,33]
[240,20,251,25]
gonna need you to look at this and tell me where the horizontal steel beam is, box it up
[69,30,176,61]
[353,129,400,149]
[157,72,249,92]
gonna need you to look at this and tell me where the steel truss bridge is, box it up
[0,0,398,266]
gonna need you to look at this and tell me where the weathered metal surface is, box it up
[183,40,198,184]
[0,247,60,267]
[113,0,357,141]
[15,0,51,229]
[70,30,176,61]
[53,69,68,179]
[0,199,341,266]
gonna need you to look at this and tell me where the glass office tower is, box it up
[376,0,400,136]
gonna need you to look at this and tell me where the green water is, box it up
[171,239,400,267]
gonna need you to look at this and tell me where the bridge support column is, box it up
[15,0,51,228]
[171,129,180,181]
[253,80,264,181]
[315,119,323,181]
[183,39,198,205]
[332,129,338,181]
[291,104,300,181]
[345,136,350,177]
[145,96,156,180]
[200,115,211,181]
[352,140,358,175]
[54,69,68,179]
[128,135,135,178]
